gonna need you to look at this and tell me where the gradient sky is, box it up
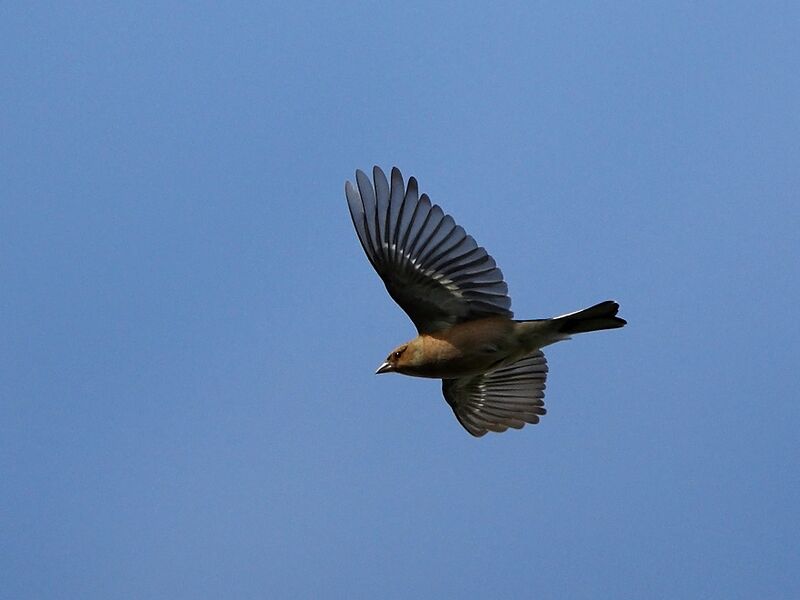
[2,3,798,599]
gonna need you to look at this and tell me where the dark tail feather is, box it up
[554,300,626,334]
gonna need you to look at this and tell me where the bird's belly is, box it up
[403,354,504,379]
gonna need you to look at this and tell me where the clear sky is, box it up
[2,3,798,599]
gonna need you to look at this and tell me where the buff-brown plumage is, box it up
[347,167,625,437]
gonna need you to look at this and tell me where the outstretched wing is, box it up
[345,166,513,334]
[442,352,548,437]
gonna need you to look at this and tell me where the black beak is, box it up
[375,361,393,374]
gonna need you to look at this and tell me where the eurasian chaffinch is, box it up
[346,167,625,437]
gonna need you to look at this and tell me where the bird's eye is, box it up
[393,351,402,359]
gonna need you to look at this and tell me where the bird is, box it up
[345,166,626,437]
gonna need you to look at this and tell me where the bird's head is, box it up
[375,340,420,375]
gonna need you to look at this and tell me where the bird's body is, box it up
[391,316,518,379]
[346,166,626,437]
[387,317,563,379]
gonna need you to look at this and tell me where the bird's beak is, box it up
[375,362,393,374]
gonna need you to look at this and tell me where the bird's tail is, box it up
[551,300,626,334]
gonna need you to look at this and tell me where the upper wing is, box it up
[345,166,513,334]
[442,352,548,437]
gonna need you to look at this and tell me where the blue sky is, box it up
[1,2,798,598]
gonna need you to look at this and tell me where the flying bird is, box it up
[345,166,626,437]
